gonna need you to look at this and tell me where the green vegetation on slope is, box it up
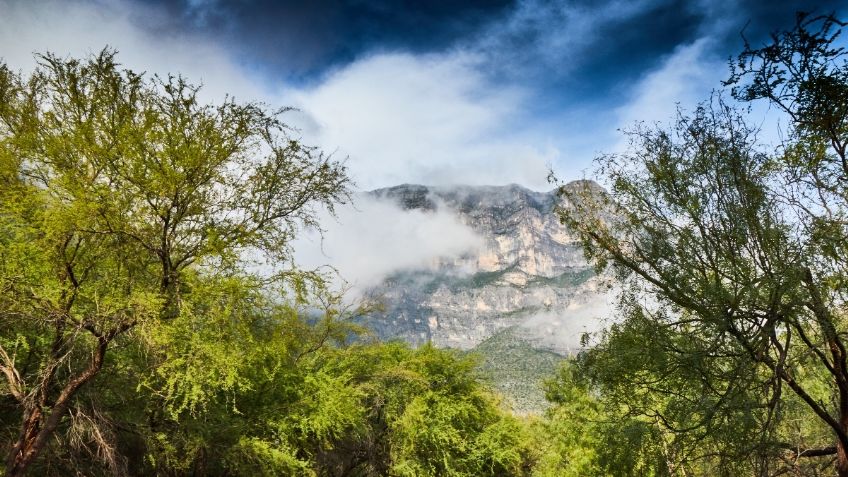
[473,327,564,415]
[526,268,594,288]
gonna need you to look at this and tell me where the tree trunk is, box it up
[838,449,848,477]
[4,394,81,477]
[5,407,44,477]
[834,332,848,477]
[4,336,112,477]
[839,412,848,477]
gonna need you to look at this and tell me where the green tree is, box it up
[134,282,368,476]
[0,49,349,476]
[136,330,535,476]
[558,13,848,476]
[534,360,670,477]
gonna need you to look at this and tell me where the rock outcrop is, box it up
[361,182,609,355]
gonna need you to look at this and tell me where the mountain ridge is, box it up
[357,181,610,412]
[360,181,608,353]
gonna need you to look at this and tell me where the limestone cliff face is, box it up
[362,182,607,354]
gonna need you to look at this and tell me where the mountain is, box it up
[362,182,609,353]
[358,182,611,413]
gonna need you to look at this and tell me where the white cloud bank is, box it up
[293,196,484,294]
[612,35,791,158]
[0,0,559,190]
[288,52,555,189]
[519,287,616,354]
[615,38,723,133]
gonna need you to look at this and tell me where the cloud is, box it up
[519,289,615,354]
[476,0,658,75]
[288,51,556,190]
[292,195,485,294]
[3,0,806,194]
[0,0,563,190]
[614,38,723,136]
[0,0,267,105]
[155,0,516,79]
[611,33,794,155]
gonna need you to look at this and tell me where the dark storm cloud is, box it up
[474,0,847,109]
[135,0,514,80]
[728,0,845,40]
[130,0,846,101]
[473,0,707,101]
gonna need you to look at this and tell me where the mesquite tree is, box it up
[559,13,848,476]
[0,50,349,476]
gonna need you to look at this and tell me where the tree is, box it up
[0,49,349,476]
[558,13,848,476]
[137,329,534,476]
[533,360,669,477]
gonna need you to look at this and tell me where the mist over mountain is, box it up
[292,180,611,412]
[345,182,611,412]
[360,182,610,351]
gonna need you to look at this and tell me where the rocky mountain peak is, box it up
[358,182,609,413]
[361,182,606,350]
[370,183,561,213]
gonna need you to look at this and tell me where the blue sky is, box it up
[1,0,845,189]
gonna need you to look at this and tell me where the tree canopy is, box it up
[0,49,349,475]
[5,11,848,477]
[558,12,848,476]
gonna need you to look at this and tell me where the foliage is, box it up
[137,329,536,476]
[10,12,848,477]
[0,48,349,475]
[557,12,848,477]
[473,327,564,415]
[531,360,670,477]
[0,47,545,477]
